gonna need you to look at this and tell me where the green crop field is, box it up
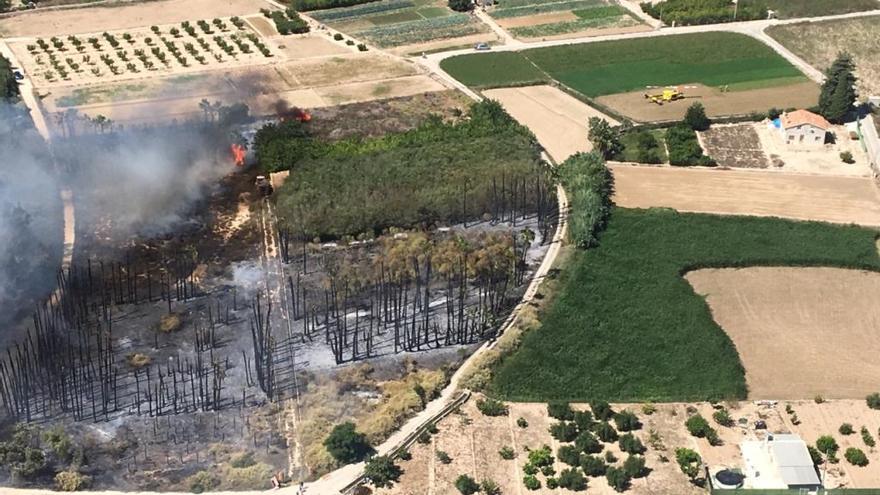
[441,32,806,96]
[489,208,880,402]
[440,51,549,88]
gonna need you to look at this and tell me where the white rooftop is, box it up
[740,434,821,489]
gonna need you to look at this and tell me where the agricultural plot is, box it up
[489,207,880,402]
[8,17,273,87]
[699,124,768,168]
[768,15,880,98]
[441,32,816,121]
[482,85,618,162]
[611,165,880,226]
[310,0,492,50]
[688,267,880,399]
[489,0,647,40]
[764,0,880,19]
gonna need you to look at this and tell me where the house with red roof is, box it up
[779,109,831,146]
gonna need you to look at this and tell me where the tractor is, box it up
[644,87,685,105]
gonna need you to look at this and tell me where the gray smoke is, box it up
[1,102,239,326]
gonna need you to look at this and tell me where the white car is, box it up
[474,43,491,51]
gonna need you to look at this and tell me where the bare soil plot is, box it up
[0,0,267,37]
[375,397,880,493]
[495,11,579,29]
[768,16,880,98]
[376,400,704,495]
[284,53,418,87]
[687,267,880,400]
[387,32,498,56]
[597,82,820,123]
[483,84,618,162]
[699,124,768,169]
[265,32,353,59]
[246,15,278,38]
[313,74,445,105]
[610,164,880,226]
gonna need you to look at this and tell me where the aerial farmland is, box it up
[2,0,880,492]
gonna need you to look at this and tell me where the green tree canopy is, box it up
[684,102,710,131]
[587,117,622,159]
[363,455,402,488]
[818,52,857,124]
[1,54,20,101]
[323,422,374,464]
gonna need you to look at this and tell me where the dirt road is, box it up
[611,164,880,226]
[483,85,617,162]
[687,267,880,399]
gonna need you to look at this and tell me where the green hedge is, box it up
[557,152,613,248]
[271,9,311,34]
[666,125,713,166]
[291,0,380,11]
[640,0,767,26]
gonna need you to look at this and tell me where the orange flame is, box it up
[231,144,246,167]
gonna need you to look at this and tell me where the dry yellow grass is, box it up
[768,16,880,98]
[157,313,181,333]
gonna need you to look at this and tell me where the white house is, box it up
[780,109,831,146]
[740,434,822,491]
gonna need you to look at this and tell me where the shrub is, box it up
[334,33,344,41]
[188,471,220,493]
[522,463,538,475]
[448,0,471,11]
[605,466,631,492]
[527,445,554,467]
[614,411,641,431]
[840,151,855,164]
[807,445,823,465]
[558,152,613,248]
[815,395,825,404]
[230,452,256,468]
[541,465,555,477]
[357,43,368,52]
[548,401,574,420]
[557,468,587,491]
[550,421,579,442]
[840,423,855,435]
[398,449,412,461]
[481,479,501,495]
[623,454,648,478]
[862,427,876,448]
[713,408,733,427]
[436,451,452,464]
[323,422,373,464]
[641,403,657,415]
[684,102,710,131]
[595,421,618,443]
[816,435,839,455]
[845,447,869,467]
[868,393,880,410]
[675,448,701,480]
[576,431,603,454]
[604,450,617,463]
[685,414,713,438]
[517,417,528,428]
[455,474,480,495]
[581,454,607,476]
[546,477,558,489]
[573,410,594,431]
[55,470,91,492]
[499,446,515,460]
[619,433,646,455]
[523,474,540,490]
[364,455,402,488]
[558,445,581,466]
[476,397,508,416]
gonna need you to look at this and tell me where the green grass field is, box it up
[441,32,806,96]
[489,208,880,402]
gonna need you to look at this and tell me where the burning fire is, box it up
[230,144,246,166]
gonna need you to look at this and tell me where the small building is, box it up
[780,109,831,146]
[740,434,822,491]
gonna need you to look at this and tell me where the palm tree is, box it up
[64,108,79,137]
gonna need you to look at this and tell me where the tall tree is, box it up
[684,102,710,131]
[818,52,857,124]
[1,54,19,101]
[587,117,622,160]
